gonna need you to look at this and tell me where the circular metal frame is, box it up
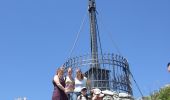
[64,53,133,95]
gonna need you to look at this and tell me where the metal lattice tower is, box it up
[64,0,133,95]
[88,0,98,68]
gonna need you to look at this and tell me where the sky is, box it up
[0,0,170,99]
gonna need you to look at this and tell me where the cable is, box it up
[95,12,105,68]
[97,12,122,55]
[65,11,88,60]
[129,70,144,97]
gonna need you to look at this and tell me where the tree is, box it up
[143,85,170,100]
[157,86,170,100]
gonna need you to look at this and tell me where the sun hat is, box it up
[92,88,104,97]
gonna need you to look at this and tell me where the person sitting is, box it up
[77,87,88,100]
[91,88,104,100]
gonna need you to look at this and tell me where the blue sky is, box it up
[0,0,170,99]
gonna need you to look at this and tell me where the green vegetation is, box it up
[143,86,170,100]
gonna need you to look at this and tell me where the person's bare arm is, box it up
[92,95,97,100]
[54,75,65,91]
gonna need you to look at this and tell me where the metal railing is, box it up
[64,53,133,95]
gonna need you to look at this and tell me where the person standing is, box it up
[65,67,75,100]
[73,68,88,100]
[52,67,68,100]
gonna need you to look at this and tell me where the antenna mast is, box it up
[64,0,133,96]
[88,0,98,68]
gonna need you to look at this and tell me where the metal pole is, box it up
[88,0,98,68]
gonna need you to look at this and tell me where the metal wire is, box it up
[65,11,88,60]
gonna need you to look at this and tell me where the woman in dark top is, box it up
[52,67,68,100]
